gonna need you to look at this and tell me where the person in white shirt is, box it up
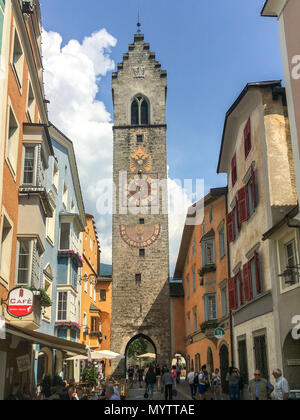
[187,370,197,400]
[272,369,289,401]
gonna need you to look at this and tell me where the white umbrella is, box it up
[66,355,88,361]
[91,350,125,360]
[136,353,156,359]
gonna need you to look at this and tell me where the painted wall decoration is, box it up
[124,173,159,208]
[130,147,151,173]
[120,224,161,248]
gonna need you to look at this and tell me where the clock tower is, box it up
[110,32,171,375]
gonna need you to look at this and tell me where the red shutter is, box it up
[244,118,251,158]
[231,154,237,186]
[238,186,248,224]
[251,167,257,208]
[228,277,237,311]
[226,211,235,243]
[243,262,252,302]
[254,251,261,294]
[238,270,244,305]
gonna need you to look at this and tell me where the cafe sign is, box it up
[214,327,226,340]
[7,287,33,318]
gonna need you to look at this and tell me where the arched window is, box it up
[131,95,150,126]
[131,99,139,125]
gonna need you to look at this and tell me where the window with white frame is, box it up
[7,107,19,175]
[219,226,226,259]
[60,223,70,250]
[202,239,215,266]
[22,146,36,184]
[204,294,217,321]
[57,291,67,321]
[187,312,191,336]
[0,215,13,284]
[90,282,93,299]
[26,80,35,122]
[84,273,88,293]
[46,205,56,244]
[11,28,24,88]
[193,307,198,333]
[221,286,228,317]
[53,160,59,192]
[16,239,32,285]
[281,240,299,289]
[70,293,76,317]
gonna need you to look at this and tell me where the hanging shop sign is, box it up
[16,355,31,373]
[7,287,33,318]
[214,327,226,340]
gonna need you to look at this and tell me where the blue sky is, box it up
[40,0,284,268]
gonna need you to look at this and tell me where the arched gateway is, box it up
[110,32,171,377]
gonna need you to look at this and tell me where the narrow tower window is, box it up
[131,99,139,125]
[141,100,149,125]
[131,95,150,126]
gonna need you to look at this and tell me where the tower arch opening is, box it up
[125,334,157,375]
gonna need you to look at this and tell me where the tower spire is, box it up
[137,8,141,33]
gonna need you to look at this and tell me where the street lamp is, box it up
[77,273,98,286]
[278,265,300,286]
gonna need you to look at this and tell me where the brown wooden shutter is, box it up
[254,251,261,294]
[243,262,252,302]
[226,211,235,243]
[238,186,248,224]
[231,154,237,186]
[244,118,251,158]
[238,270,244,305]
[228,277,237,311]
[251,167,257,208]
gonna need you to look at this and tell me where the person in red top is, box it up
[171,366,177,389]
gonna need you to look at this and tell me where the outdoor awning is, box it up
[6,324,88,355]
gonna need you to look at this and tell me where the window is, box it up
[70,293,76,317]
[235,270,243,307]
[7,107,19,175]
[209,207,213,224]
[186,275,190,298]
[135,274,141,283]
[192,237,196,257]
[16,239,32,285]
[91,317,100,333]
[221,286,228,317]
[26,80,35,122]
[83,312,87,328]
[53,161,59,192]
[100,289,106,302]
[46,206,56,244]
[192,265,196,292]
[243,251,261,301]
[90,282,93,299]
[219,227,226,259]
[57,291,67,321]
[139,218,145,225]
[11,28,24,88]
[62,183,68,210]
[193,307,197,333]
[23,146,35,184]
[202,240,215,266]
[187,313,191,336]
[137,135,143,143]
[202,219,206,236]
[60,223,70,250]
[233,206,240,239]
[42,278,52,322]
[281,240,300,289]
[0,215,13,284]
[244,118,252,158]
[204,294,217,321]
[131,96,149,125]
[139,249,145,257]
[84,274,88,293]
[286,241,297,268]
[231,154,237,187]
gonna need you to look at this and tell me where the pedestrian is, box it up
[211,368,222,400]
[138,366,144,388]
[59,385,79,400]
[127,365,134,388]
[176,364,181,384]
[248,370,274,401]
[5,383,24,401]
[134,365,139,384]
[155,364,161,392]
[145,365,156,400]
[162,368,174,400]
[105,383,121,401]
[198,365,210,400]
[171,365,177,389]
[272,369,289,400]
[161,365,168,393]
[187,368,197,400]
[226,367,240,400]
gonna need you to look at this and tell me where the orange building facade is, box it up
[171,188,232,390]
[80,215,112,354]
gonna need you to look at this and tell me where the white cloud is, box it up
[42,28,117,265]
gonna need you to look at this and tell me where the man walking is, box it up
[248,370,274,400]
[162,368,174,400]
[198,365,209,401]
[187,368,198,400]
[272,369,290,401]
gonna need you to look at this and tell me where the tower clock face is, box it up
[126,174,158,208]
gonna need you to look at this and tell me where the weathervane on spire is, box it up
[137,8,141,33]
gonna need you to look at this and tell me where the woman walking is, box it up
[211,368,222,400]
[145,366,156,400]
[226,367,240,400]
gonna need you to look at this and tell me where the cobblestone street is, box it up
[127,380,192,401]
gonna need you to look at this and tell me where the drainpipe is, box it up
[226,191,235,367]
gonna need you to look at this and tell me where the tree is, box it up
[127,338,148,360]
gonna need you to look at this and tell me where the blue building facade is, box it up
[35,124,85,382]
